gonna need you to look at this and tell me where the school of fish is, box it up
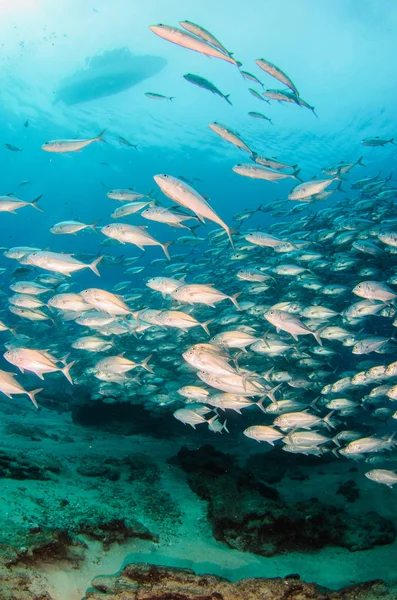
[1,18,397,491]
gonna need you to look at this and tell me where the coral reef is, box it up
[84,563,397,599]
[171,445,396,556]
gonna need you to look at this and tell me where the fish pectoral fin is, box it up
[196,215,206,224]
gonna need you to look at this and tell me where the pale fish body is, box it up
[352,281,397,302]
[182,346,237,376]
[24,251,103,277]
[41,130,106,153]
[149,24,238,65]
[173,407,211,428]
[0,197,42,213]
[210,330,257,350]
[75,311,116,328]
[344,436,395,456]
[95,354,153,375]
[10,281,50,295]
[245,232,283,248]
[101,223,171,259]
[289,178,339,200]
[8,306,51,322]
[365,469,397,488]
[72,336,113,352]
[50,220,97,235]
[153,174,233,246]
[146,276,184,296]
[208,123,252,154]
[3,348,75,383]
[48,293,90,312]
[80,288,131,315]
[197,371,266,397]
[255,58,299,96]
[171,283,241,309]
[243,425,284,444]
[233,163,300,182]
[156,310,211,335]
[177,385,210,401]
[111,201,151,218]
[107,190,147,202]
[179,20,231,56]
[9,293,44,309]
[141,205,197,228]
[0,369,42,408]
[264,309,322,345]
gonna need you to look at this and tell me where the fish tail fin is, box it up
[229,291,242,310]
[332,435,341,447]
[89,255,103,276]
[161,241,173,260]
[169,97,175,102]
[250,151,258,160]
[293,168,303,181]
[28,388,43,409]
[323,410,335,430]
[30,195,44,212]
[140,354,154,373]
[224,94,232,105]
[388,431,396,447]
[269,118,274,125]
[311,107,318,118]
[256,396,267,413]
[62,360,75,385]
[224,224,234,248]
[266,383,282,403]
[312,326,325,346]
[96,129,107,142]
[89,219,101,232]
[332,448,340,458]
[201,319,213,336]
[222,419,229,433]
[187,224,201,237]
[390,138,396,145]
[357,156,366,167]
[132,310,142,328]
[336,180,347,193]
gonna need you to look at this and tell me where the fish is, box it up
[183,73,231,105]
[179,20,232,57]
[233,163,300,181]
[101,223,172,259]
[361,137,395,147]
[255,58,299,96]
[0,369,42,408]
[149,24,239,66]
[4,144,22,152]
[41,130,106,152]
[0,196,42,213]
[153,174,234,246]
[50,220,99,235]
[24,251,103,277]
[208,122,254,154]
[118,136,139,149]
[145,92,174,101]
[365,469,397,488]
[4,348,75,384]
[247,111,273,124]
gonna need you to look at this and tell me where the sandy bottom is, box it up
[0,400,396,599]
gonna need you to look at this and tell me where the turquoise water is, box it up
[0,1,397,598]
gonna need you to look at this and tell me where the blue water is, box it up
[1,1,397,598]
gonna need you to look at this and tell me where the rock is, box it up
[0,565,55,600]
[78,518,157,550]
[0,450,60,480]
[171,446,396,556]
[84,563,397,599]
[337,480,360,503]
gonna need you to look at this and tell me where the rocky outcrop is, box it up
[84,563,397,599]
[171,445,396,556]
